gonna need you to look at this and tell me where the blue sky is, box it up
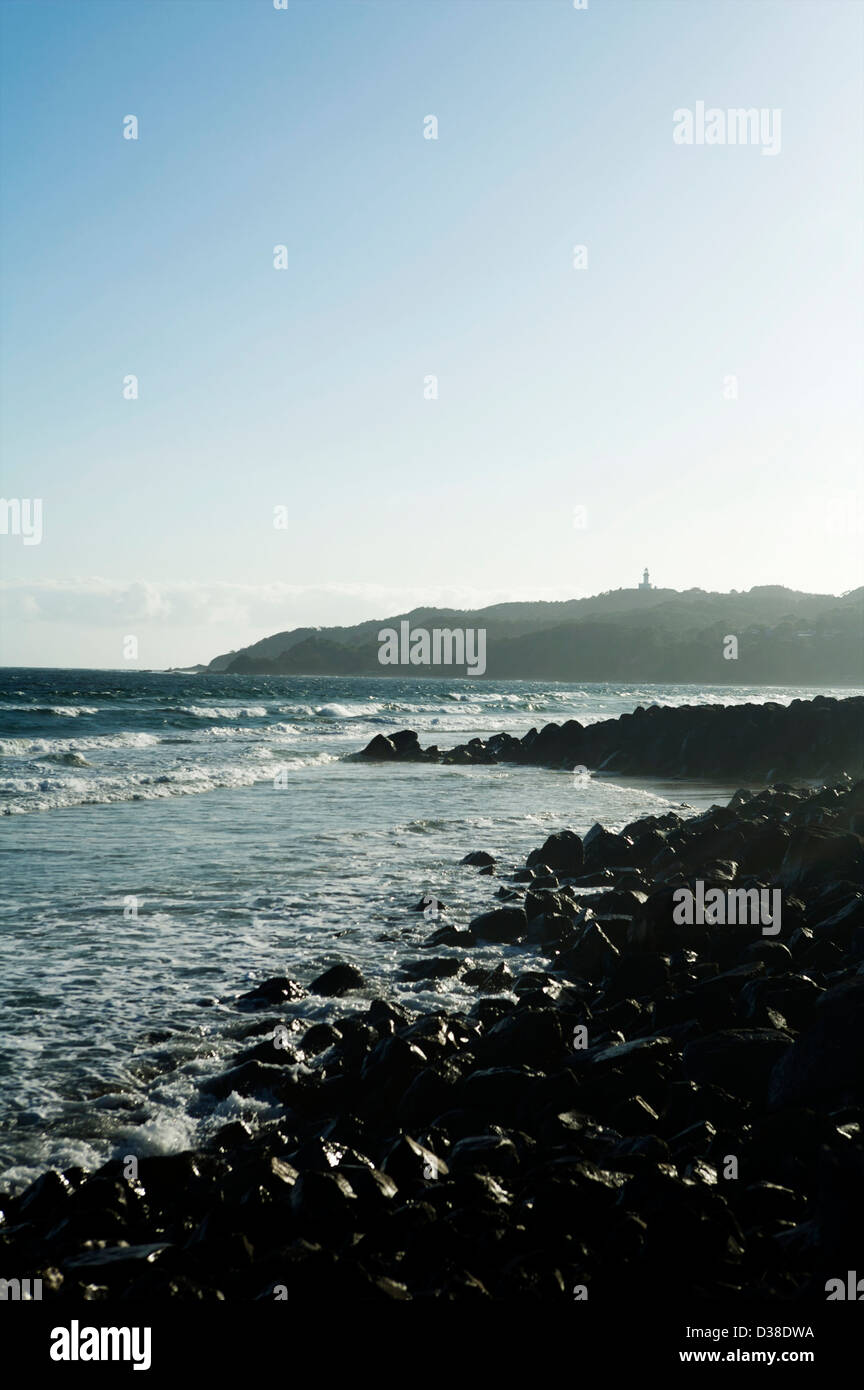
[1,0,862,667]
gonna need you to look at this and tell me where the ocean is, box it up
[1,670,859,1194]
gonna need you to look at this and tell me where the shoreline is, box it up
[1,767,862,1301]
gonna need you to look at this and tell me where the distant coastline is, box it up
[204,586,864,685]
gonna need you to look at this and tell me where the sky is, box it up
[0,0,862,669]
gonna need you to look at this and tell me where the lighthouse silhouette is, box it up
[639,568,653,590]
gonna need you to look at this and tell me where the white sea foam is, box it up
[178,704,270,719]
[0,704,100,716]
[315,702,383,718]
[0,751,337,814]
[0,730,163,757]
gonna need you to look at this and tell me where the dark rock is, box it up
[381,1135,449,1186]
[200,1060,289,1101]
[778,826,864,892]
[449,1135,520,1179]
[309,963,366,996]
[410,894,447,913]
[583,824,635,871]
[301,1022,342,1056]
[63,1243,171,1273]
[467,906,526,944]
[684,1029,794,1102]
[290,1170,357,1232]
[555,923,620,981]
[423,924,474,948]
[768,978,864,1109]
[235,976,307,1009]
[358,733,399,759]
[526,831,583,876]
[462,961,515,992]
[399,957,463,981]
[13,1170,74,1220]
[459,1066,539,1119]
[478,1009,564,1069]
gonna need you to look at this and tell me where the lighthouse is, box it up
[639,567,653,590]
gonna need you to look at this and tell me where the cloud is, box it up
[0,577,577,631]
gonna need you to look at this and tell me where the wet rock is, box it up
[738,974,824,1029]
[367,998,412,1032]
[462,961,515,992]
[381,1135,449,1187]
[201,1059,290,1102]
[399,957,463,981]
[290,1170,357,1233]
[467,906,526,944]
[423,924,474,948]
[340,1165,399,1212]
[449,1135,520,1179]
[461,851,496,867]
[301,1022,342,1056]
[235,1035,301,1067]
[605,952,669,1002]
[583,824,635,871]
[409,894,447,913]
[807,890,864,943]
[525,910,572,946]
[570,869,617,888]
[742,940,794,969]
[12,1170,75,1221]
[360,1035,428,1096]
[477,1009,565,1069]
[62,1242,171,1274]
[768,978,864,1108]
[401,1013,467,1058]
[459,1066,540,1119]
[208,1119,255,1152]
[684,1029,794,1102]
[389,730,423,757]
[235,977,307,1009]
[778,825,864,892]
[555,923,620,981]
[357,733,399,759]
[526,831,583,876]
[309,963,366,996]
[133,1153,213,1209]
[738,1181,802,1230]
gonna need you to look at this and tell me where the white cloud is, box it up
[0,577,577,631]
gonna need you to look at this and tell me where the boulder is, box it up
[778,826,864,892]
[309,963,366,996]
[467,906,527,944]
[526,831,584,876]
[683,1029,794,1102]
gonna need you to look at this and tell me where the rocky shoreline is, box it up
[354,693,864,782]
[1,767,863,1301]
